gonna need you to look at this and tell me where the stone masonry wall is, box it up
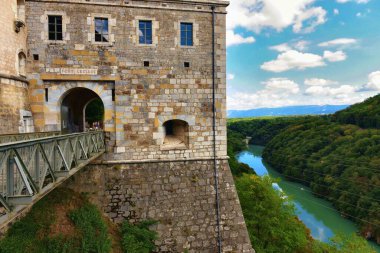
[26,0,228,161]
[0,0,31,134]
[0,77,31,134]
[0,0,27,76]
[65,159,253,253]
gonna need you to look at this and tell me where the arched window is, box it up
[162,120,189,149]
[18,52,26,77]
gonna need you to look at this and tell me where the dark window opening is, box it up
[180,22,193,46]
[162,120,189,149]
[95,17,109,42]
[144,61,150,67]
[112,88,115,101]
[33,54,39,61]
[45,88,48,102]
[48,15,63,41]
[184,62,190,68]
[139,20,152,44]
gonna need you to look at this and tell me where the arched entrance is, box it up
[61,88,104,133]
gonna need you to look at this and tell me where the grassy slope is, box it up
[0,188,122,253]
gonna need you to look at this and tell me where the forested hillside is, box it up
[227,129,377,253]
[228,116,317,145]
[263,120,380,244]
[228,94,380,246]
[333,94,380,128]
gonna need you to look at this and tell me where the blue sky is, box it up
[226,0,380,110]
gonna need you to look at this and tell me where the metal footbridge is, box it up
[0,131,105,229]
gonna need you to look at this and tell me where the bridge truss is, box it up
[0,131,105,228]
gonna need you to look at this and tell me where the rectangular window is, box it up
[180,22,193,46]
[139,20,152,44]
[95,17,109,42]
[48,15,63,41]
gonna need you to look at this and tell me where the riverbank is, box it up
[238,145,380,253]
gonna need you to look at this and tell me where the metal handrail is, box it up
[0,131,61,145]
[0,131,105,214]
[0,131,101,150]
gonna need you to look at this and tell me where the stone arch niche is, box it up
[60,87,104,133]
[18,52,26,77]
[42,82,114,133]
[162,119,190,150]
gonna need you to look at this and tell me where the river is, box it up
[237,145,380,252]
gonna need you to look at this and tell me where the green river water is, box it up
[237,145,380,252]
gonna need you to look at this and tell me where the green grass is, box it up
[0,188,112,253]
[0,187,159,253]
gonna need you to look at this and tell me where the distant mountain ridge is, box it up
[228,105,349,118]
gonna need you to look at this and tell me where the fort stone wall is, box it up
[66,159,253,253]
[26,0,227,161]
[0,0,32,134]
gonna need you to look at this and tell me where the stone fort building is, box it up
[1,0,253,252]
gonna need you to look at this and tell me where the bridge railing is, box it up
[0,131,61,145]
[0,131,105,215]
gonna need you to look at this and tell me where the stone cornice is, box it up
[26,0,229,13]
[0,73,29,84]
[95,156,230,165]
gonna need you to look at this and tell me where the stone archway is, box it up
[60,87,104,133]
[38,81,114,133]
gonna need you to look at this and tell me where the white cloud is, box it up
[334,9,340,15]
[227,77,300,110]
[270,43,292,52]
[270,40,310,53]
[305,85,356,96]
[227,73,235,80]
[336,0,370,4]
[323,50,347,62]
[226,30,255,47]
[227,85,373,110]
[318,38,357,47]
[293,6,327,33]
[263,78,300,94]
[304,78,339,86]
[227,0,327,34]
[293,40,310,51]
[363,71,380,91]
[261,50,325,72]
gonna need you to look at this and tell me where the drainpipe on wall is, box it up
[211,5,222,253]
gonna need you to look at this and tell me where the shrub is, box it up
[121,220,158,253]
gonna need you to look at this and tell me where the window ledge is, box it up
[160,144,188,151]
[91,42,113,46]
[137,44,156,47]
[47,40,67,44]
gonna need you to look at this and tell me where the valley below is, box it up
[238,145,380,253]
[227,94,380,252]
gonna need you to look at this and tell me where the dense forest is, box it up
[227,130,377,253]
[333,94,380,128]
[228,94,380,248]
